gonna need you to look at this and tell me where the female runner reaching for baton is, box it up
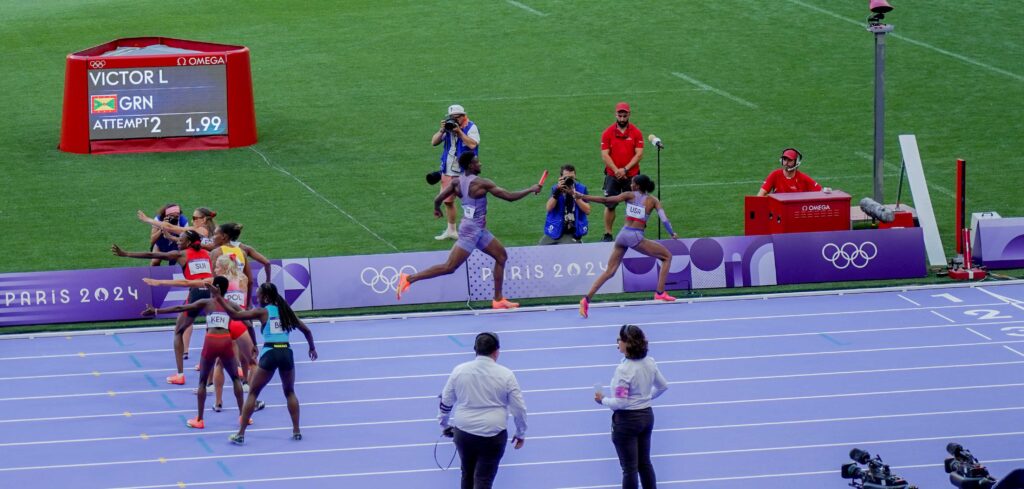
[209,282,317,444]
[575,174,678,318]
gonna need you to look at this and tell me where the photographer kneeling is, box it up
[539,164,590,245]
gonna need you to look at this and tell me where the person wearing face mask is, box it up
[756,148,822,196]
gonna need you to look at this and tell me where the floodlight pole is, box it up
[868,21,894,204]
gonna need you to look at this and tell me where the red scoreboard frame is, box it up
[59,37,257,154]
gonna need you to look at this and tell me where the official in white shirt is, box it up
[595,325,669,489]
[439,332,527,489]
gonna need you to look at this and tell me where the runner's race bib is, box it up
[225,291,245,306]
[462,205,476,219]
[207,312,229,329]
[266,318,284,335]
[625,202,645,220]
[188,259,212,276]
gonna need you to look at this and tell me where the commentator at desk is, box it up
[756,148,822,196]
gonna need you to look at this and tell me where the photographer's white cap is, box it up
[447,104,466,116]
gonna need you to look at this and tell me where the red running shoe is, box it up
[186,418,205,429]
[579,297,590,318]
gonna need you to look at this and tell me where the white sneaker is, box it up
[435,229,458,240]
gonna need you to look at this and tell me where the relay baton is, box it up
[538,170,549,186]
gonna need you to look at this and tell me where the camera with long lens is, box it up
[841,448,917,489]
[945,443,997,489]
[561,176,575,190]
[443,117,459,132]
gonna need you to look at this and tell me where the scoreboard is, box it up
[60,38,256,154]
[88,65,228,140]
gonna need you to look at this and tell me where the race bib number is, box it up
[625,203,645,220]
[266,318,284,335]
[225,291,245,306]
[207,313,229,329]
[188,259,212,276]
[462,205,476,219]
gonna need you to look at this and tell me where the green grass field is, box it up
[2,1,1022,277]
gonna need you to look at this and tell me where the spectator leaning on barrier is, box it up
[600,102,644,242]
[430,103,479,241]
[756,148,821,196]
[439,332,527,489]
[539,164,591,244]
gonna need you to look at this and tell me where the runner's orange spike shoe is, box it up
[654,291,676,302]
[491,298,519,309]
[579,297,590,318]
[396,273,411,300]
[166,373,185,385]
[186,418,205,429]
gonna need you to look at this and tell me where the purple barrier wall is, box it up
[466,242,623,301]
[622,235,776,292]
[309,251,468,309]
[772,228,927,284]
[974,217,1024,269]
[0,267,153,326]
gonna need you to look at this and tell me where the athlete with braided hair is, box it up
[210,282,317,445]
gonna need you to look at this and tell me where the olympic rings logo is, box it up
[360,265,417,294]
[821,241,878,270]
[89,60,106,69]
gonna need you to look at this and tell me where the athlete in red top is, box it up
[757,148,822,196]
[113,229,212,385]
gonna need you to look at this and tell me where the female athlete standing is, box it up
[210,282,317,444]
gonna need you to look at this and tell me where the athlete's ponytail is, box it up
[258,282,300,332]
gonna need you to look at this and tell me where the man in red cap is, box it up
[757,148,822,196]
[599,102,645,242]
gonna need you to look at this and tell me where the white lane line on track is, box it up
[6,360,1023,427]
[966,327,992,341]
[5,339,1024,402]
[559,457,1024,489]
[69,431,1024,487]
[1,301,1010,362]
[670,72,758,109]
[897,294,921,306]
[1005,346,1024,358]
[9,317,1022,380]
[6,391,1024,448]
[931,310,956,323]
[249,146,399,251]
[977,287,1024,312]
[787,0,1024,83]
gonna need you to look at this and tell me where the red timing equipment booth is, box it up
[59,37,256,154]
[745,191,852,235]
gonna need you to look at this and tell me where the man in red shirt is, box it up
[757,148,822,196]
[600,102,644,241]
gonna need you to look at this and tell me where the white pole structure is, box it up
[868,12,894,204]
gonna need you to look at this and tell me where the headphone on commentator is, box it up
[779,148,803,170]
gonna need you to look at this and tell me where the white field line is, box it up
[249,146,399,251]
[1,300,1009,362]
[670,72,758,109]
[978,287,1024,312]
[855,150,956,198]
[897,294,921,306]
[787,0,1024,83]
[1004,346,1024,358]
[965,327,992,341]
[505,0,547,16]
[2,360,1022,428]
[428,88,704,104]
